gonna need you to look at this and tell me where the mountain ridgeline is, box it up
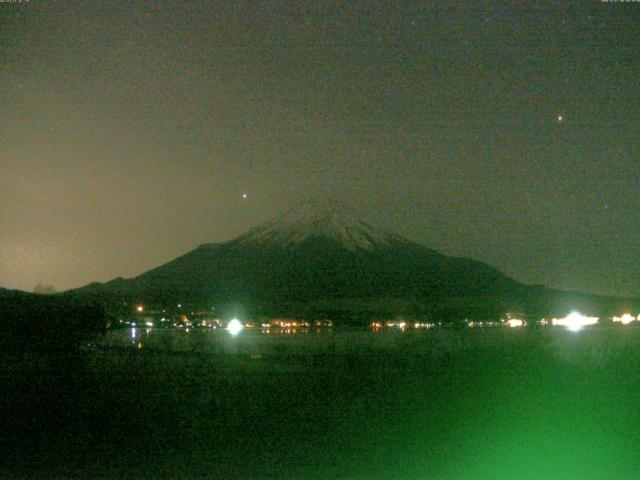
[70,204,638,322]
[0,287,107,350]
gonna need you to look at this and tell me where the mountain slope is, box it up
[0,287,106,350]
[68,203,638,320]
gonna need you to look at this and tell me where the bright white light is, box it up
[506,319,524,328]
[145,321,153,327]
[227,318,243,336]
[613,314,635,325]
[136,305,144,313]
[551,311,598,331]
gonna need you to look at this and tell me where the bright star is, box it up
[557,115,564,122]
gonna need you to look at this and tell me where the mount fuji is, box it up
[69,202,637,321]
[230,201,413,251]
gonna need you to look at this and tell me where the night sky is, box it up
[1,1,638,297]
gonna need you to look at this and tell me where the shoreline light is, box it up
[227,318,243,336]
[505,319,525,328]
[612,313,636,325]
[551,311,598,331]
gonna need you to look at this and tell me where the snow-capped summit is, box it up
[230,200,412,251]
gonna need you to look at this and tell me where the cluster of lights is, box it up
[612,313,640,325]
[468,321,502,328]
[414,322,435,329]
[269,320,311,328]
[129,309,335,333]
[377,320,407,329]
[501,313,526,328]
[549,311,599,331]
[263,319,332,329]
[370,321,436,330]
[126,306,640,334]
[198,319,222,328]
[505,319,525,328]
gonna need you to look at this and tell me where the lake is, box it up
[2,325,640,479]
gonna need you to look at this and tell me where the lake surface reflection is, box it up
[97,324,640,370]
[5,325,640,479]
[102,326,456,356]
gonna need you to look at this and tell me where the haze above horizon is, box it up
[1,2,638,296]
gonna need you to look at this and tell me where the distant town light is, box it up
[136,305,144,313]
[505,319,524,328]
[613,313,635,325]
[227,318,243,336]
[145,321,153,327]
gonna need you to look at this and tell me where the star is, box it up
[557,115,564,123]
[242,193,248,199]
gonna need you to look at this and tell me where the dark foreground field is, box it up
[2,327,640,479]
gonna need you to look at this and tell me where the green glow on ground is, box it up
[3,327,640,479]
